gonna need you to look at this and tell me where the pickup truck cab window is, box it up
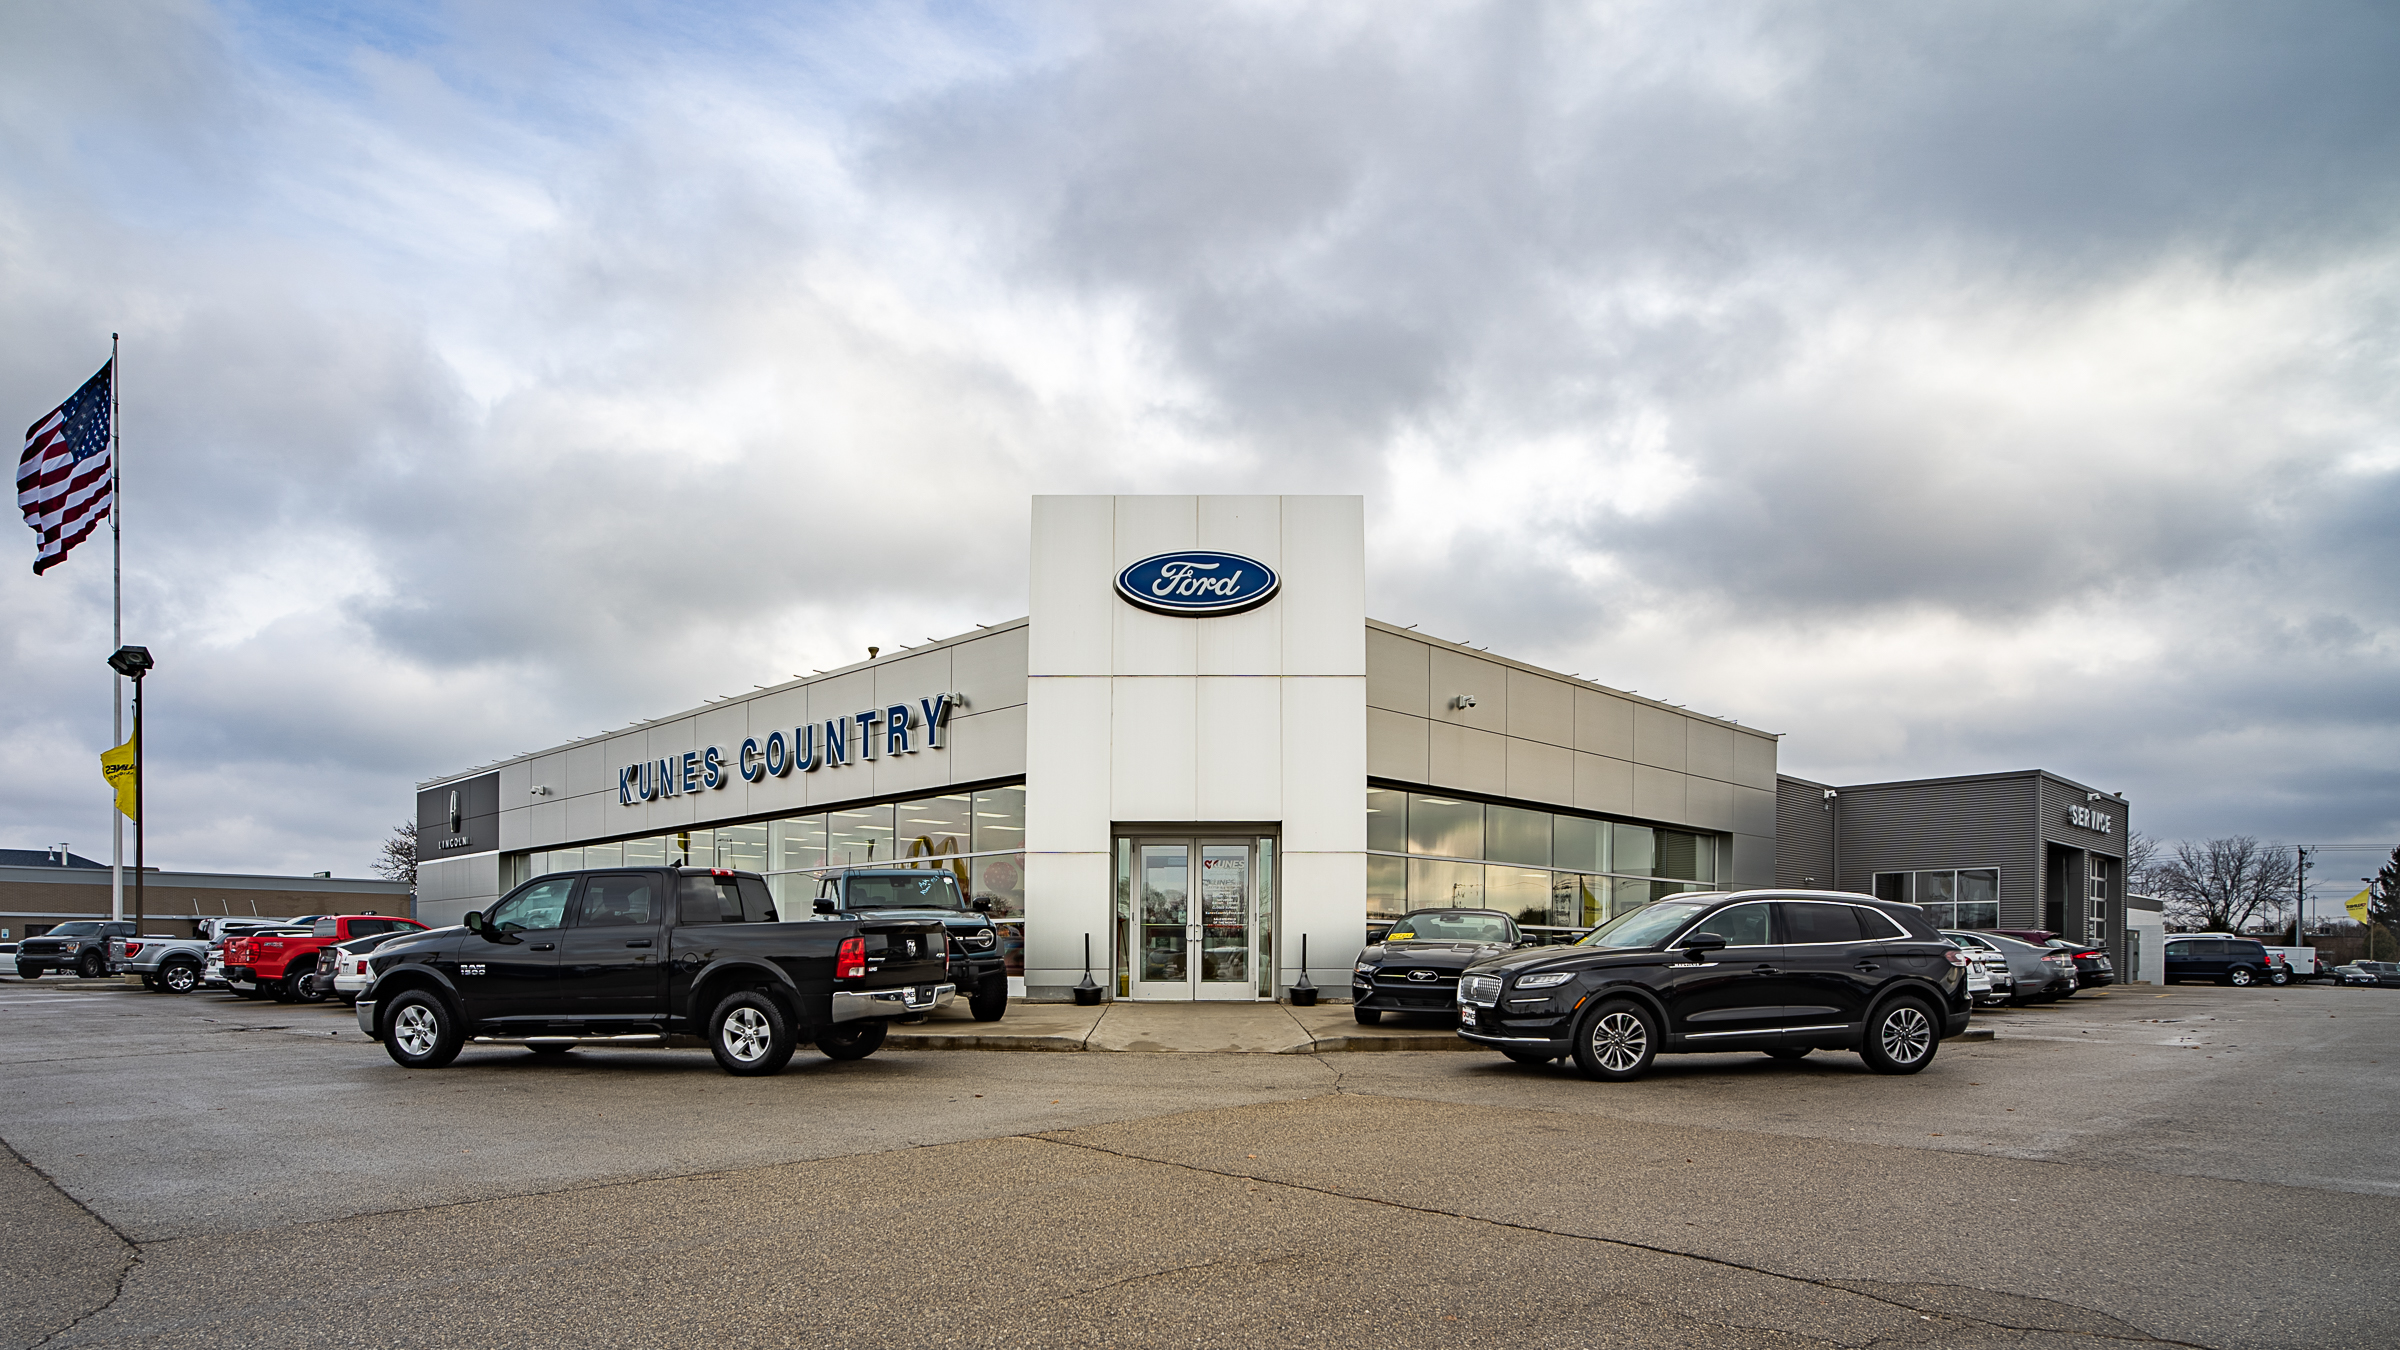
[491,878,575,933]
[575,874,657,927]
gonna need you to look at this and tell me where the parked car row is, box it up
[2335,961,2400,987]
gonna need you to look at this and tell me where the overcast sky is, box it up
[5,1,2396,899]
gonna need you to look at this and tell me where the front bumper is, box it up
[830,983,956,1023]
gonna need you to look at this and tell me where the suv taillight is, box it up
[1944,948,1969,967]
[836,937,867,980]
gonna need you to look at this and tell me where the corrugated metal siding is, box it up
[1775,776,1836,887]
[1832,773,2042,924]
[2035,775,2129,973]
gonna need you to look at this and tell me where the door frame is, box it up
[1114,825,1280,1002]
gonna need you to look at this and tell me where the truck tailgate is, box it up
[857,919,951,989]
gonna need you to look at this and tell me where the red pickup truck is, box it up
[225,914,426,1003]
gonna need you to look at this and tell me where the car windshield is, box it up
[1383,912,1515,943]
[48,922,104,937]
[1576,900,1713,950]
[839,873,966,911]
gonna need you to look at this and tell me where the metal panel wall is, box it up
[1774,775,1836,888]
[1830,772,2043,926]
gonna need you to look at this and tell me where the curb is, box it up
[1953,1027,1997,1042]
[1292,1033,1479,1053]
[885,1031,1092,1052]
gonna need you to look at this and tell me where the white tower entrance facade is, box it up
[1021,495,1367,1000]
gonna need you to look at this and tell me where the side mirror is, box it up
[462,911,483,934]
[1680,931,1728,958]
[813,898,837,915]
[972,898,991,914]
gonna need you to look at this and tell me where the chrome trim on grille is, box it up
[1459,974,1502,1006]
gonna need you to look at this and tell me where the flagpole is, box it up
[110,332,123,923]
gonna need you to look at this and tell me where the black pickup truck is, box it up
[815,868,1009,1021]
[357,867,952,1076]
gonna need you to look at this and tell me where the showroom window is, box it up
[512,781,1032,978]
[1365,786,1721,934]
[1873,868,2000,929]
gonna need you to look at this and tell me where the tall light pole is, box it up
[107,646,154,935]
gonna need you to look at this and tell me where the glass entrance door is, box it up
[1127,838,1257,1000]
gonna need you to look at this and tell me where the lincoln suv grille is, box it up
[1459,974,1502,1006]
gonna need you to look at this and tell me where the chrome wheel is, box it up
[720,1006,772,1063]
[1879,1004,1933,1065]
[1590,1010,1648,1073]
[161,963,198,993]
[393,1004,440,1057]
[2229,967,2254,987]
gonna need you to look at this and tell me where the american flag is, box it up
[17,360,113,575]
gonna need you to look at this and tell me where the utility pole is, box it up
[2294,845,2311,947]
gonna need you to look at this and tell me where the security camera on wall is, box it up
[1452,695,1477,710]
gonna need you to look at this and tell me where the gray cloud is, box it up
[1,0,2394,886]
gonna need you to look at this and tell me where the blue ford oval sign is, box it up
[1116,550,1281,616]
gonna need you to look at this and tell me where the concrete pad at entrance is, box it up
[883,999,1479,1053]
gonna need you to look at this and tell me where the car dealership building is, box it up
[415,493,2130,1000]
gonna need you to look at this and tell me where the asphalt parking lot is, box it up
[3,978,2396,1348]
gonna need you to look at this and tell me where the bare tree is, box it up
[2124,830,2163,896]
[2153,836,2297,933]
[374,820,417,888]
[2369,844,2400,959]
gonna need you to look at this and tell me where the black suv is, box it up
[2162,936,2275,987]
[1456,890,1972,1080]
[16,921,135,979]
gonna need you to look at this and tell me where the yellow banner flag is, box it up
[2346,886,2374,923]
[100,739,138,822]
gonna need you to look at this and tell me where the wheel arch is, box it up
[690,960,803,1030]
[369,969,465,1034]
[1581,979,1669,1032]
[1862,980,1951,1043]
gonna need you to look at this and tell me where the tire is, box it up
[159,961,200,994]
[969,977,1008,1023]
[14,964,38,980]
[1354,1006,1381,1025]
[815,1019,888,1062]
[1569,998,1659,1082]
[270,978,301,1004]
[709,990,797,1076]
[382,991,463,1069]
[77,951,105,979]
[1764,1046,1813,1061]
[285,962,327,1004]
[2228,967,2255,987]
[1501,1047,1555,1064]
[2269,969,2289,987]
[1860,997,1939,1075]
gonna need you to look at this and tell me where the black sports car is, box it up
[1352,908,1528,1024]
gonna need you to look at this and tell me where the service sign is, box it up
[1115,550,1280,616]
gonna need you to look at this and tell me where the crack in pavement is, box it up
[5,1136,141,1350]
[1025,1132,2212,1349]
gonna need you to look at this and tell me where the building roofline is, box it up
[1790,767,2127,801]
[1363,617,1780,739]
[0,865,408,893]
[418,617,1034,790]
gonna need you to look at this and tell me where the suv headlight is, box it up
[1514,971,1573,990]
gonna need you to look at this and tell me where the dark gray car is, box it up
[1944,930,2077,1004]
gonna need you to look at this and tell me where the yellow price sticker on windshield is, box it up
[1386,929,1413,941]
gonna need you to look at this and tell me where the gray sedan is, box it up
[1945,930,2078,1004]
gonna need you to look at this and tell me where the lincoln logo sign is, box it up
[1115,551,1280,616]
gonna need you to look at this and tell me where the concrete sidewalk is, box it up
[885,1000,1479,1053]
[887,998,2001,1054]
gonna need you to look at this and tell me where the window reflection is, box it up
[1407,795,1483,859]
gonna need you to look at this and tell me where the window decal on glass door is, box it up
[1199,847,1249,984]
